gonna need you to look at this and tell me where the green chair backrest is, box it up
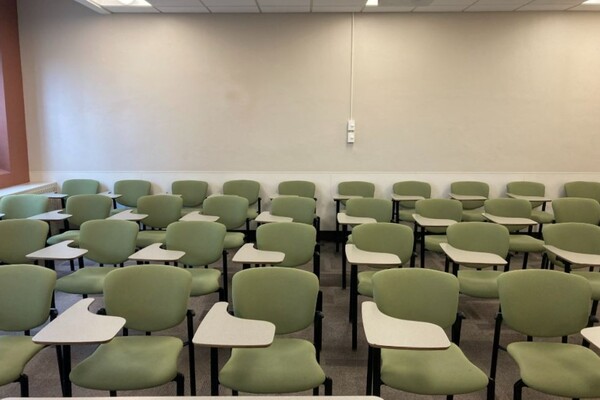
[65,194,112,228]
[372,268,459,329]
[450,181,489,210]
[166,221,226,267]
[171,180,208,208]
[352,223,414,268]
[79,219,138,265]
[446,222,509,259]
[278,180,316,199]
[543,223,600,266]
[256,222,316,267]
[137,194,183,229]
[392,181,431,209]
[104,264,192,332]
[564,181,600,203]
[0,264,56,331]
[202,195,249,230]
[415,198,462,234]
[338,181,375,198]
[552,197,600,224]
[484,198,532,233]
[506,181,546,209]
[223,180,260,206]
[113,180,151,208]
[0,194,48,219]
[61,179,99,196]
[271,196,316,225]
[498,269,590,337]
[232,267,319,335]
[0,219,48,264]
[346,198,392,222]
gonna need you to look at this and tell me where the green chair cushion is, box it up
[424,235,448,252]
[109,207,135,216]
[531,210,554,224]
[70,336,183,391]
[508,235,545,253]
[346,234,353,245]
[357,270,377,297]
[188,268,221,297]
[219,338,325,394]
[572,271,600,301]
[381,343,488,395]
[0,336,44,385]
[55,267,118,295]
[181,206,202,216]
[47,231,81,246]
[507,342,600,398]
[397,209,416,222]
[224,232,245,250]
[461,210,486,222]
[136,231,167,248]
[457,270,502,298]
[247,209,259,220]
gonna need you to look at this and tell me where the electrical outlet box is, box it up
[347,130,355,143]
[347,119,355,143]
[347,119,356,132]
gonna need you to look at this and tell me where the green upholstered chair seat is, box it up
[181,206,202,216]
[397,209,416,222]
[110,207,137,215]
[461,210,486,222]
[424,235,447,252]
[508,235,545,253]
[55,267,118,295]
[110,207,135,216]
[531,210,554,224]
[346,234,353,244]
[357,270,376,297]
[381,343,488,395]
[457,270,502,298]
[572,271,600,301]
[188,268,221,297]
[507,341,600,398]
[70,336,183,391]
[47,230,81,246]
[219,338,325,394]
[247,209,259,220]
[136,231,167,248]
[0,336,45,385]
[224,232,245,249]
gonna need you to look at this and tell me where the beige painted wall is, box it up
[18,0,600,228]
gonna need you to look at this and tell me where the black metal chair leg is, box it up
[324,377,333,395]
[514,379,526,400]
[18,375,28,397]
[174,372,184,396]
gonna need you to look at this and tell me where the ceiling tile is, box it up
[363,6,415,11]
[517,4,576,10]
[414,4,469,11]
[207,6,260,12]
[570,3,600,9]
[102,5,160,12]
[201,0,257,5]
[257,0,309,5]
[466,3,522,11]
[430,0,477,4]
[260,6,311,12]
[312,0,366,5]
[312,6,364,11]
[155,5,210,12]
[147,0,203,5]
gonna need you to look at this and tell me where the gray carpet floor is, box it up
[0,240,589,399]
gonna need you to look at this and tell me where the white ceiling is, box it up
[75,0,600,14]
